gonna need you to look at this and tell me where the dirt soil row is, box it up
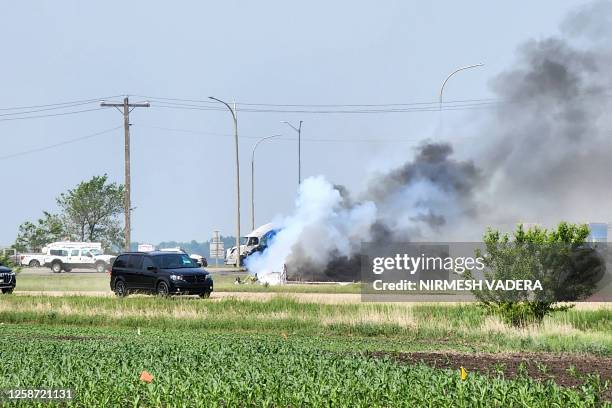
[370,351,611,401]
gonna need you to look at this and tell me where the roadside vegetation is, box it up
[0,296,609,355]
[0,296,609,406]
[14,271,361,293]
[474,222,604,327]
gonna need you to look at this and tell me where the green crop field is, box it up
[0,295,610,406]
[0,324,607,407]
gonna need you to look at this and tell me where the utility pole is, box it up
[100,97,150,251]
[209,97,242,268]
[281,120,303,185]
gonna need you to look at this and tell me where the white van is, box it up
[42,242,116,273]
[225,223,275,265]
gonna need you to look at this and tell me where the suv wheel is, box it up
[95,262,106,273]
[29,260,40,267]
[51,262,62,273]
[199,291,211,299]
[1,288,14,294]
[157,281,170,297]
[115,280,128,297]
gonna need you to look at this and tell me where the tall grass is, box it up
[15,273,362,293]
[0,295,609,355]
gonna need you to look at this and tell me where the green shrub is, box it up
[472,222,602,327]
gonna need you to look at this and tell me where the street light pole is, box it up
[439,64,484,111]
[209,96,241,268]
[281,120,303,185]
[251,134,282,231]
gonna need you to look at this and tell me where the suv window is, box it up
[114,255,128,268]
[127,254,143,269]
[50,249,68,256]
[156,253,197,269]
[142,256,155,269]
[71,249,79,256]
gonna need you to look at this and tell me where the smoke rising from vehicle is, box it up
[247,1,612,281]
[480,2,612,227]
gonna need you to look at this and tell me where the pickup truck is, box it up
[19,253,46,267]
[44,247,116,273]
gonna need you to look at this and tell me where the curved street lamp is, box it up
[209,96,241,267]
[251,134,282,230]
[439,64,484,111]
[281,120,303,185]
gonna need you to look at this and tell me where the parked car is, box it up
[110,251,213,298]
[0,261,16,294]
[42,242,116,273]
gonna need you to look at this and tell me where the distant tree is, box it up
[472,222,605,326]
[56,175,125,251]
[14,211,67,252]
[14,175,125,252]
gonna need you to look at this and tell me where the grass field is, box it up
[0,295,610,406]
[14,271,361,293]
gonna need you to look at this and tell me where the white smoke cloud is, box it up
[245,176,377,277]
[246,142,479,281]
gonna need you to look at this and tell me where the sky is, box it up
[0,0,589,246]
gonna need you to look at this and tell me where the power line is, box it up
[136,92,612,114]
[135,94,497,108]
[0,100,101,117]
[0,95,121,111]
[0,126,122,161]
[0,107,105,122]
[136,124,477,143]
[148,102,499,115]
[0,121,473,163]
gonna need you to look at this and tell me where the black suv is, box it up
[0,261,16,294]
[110,251,213,298]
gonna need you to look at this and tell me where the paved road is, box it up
[19,266,244,276]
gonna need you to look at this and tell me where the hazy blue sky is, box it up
[0,1,587,245]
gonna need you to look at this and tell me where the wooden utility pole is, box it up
[101,97,150,251]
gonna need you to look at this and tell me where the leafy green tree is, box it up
[14,175,125,252]
[14,211,67,252]
[56,174,125,251]
[473,222,605,326]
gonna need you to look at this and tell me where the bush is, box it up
[0,253,21,274]
[482,301,572,327]
[472,222,604,327]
